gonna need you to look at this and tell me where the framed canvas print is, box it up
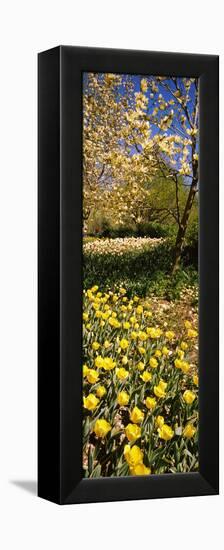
[38,46,219,504]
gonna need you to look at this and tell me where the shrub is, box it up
[136,222,174,239]
[87,217,177,240]
[182,220,199,269]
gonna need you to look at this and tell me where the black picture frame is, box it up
[38,45,219,505]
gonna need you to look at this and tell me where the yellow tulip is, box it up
[125,423,141,442]
[181,361,190,374]
[109,317,121,328]
[104,340,111,349]
[96,385,106,398]
[174,359,183,369]
[119,338,129,350]
[165,330,175,341]
[130,406,144,424]
[124,444,143,466]
[83,364,89,377]
[177,349,185,360]
[116,367,129,381]
[138,346,146,354]
[183,390,196,404]
[155,415,164,428]
[119,287,126,294]
[140,371,152,383]
[181,341,188,351]
[137,361,145,372]
[95,310,102,318]
[94,419,111,438]
[158,424,174,440]
[138,331,147,342]
[145,396,156,410]
[91,285,98,293]
[130,463,151,475]
[147,327,162,338]
[193,374,199,386]
[154,380,167,398]
[117,391,129,406]
[83,393,99,411]
[149,357,158,369]
[102,357,116,370]
[92,341,100,351]
[86,369,99,384]
[95,355,105,368]
[183,424,196,438]
[187,329,198,339]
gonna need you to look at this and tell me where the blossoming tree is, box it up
[141,76,199,271]
[83,73,199,271]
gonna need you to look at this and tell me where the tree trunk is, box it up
[172,178,198,274]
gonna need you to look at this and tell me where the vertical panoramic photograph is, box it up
[82,72,199,478]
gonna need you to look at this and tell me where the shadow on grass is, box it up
[83,241,198,300]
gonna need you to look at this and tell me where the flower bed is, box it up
[83,236,163,255]
[82,285,199,478]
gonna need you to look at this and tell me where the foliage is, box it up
[83,286,199,477]
[182,219,198,269]
[88,220,172,239]
[185,218,199,247]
